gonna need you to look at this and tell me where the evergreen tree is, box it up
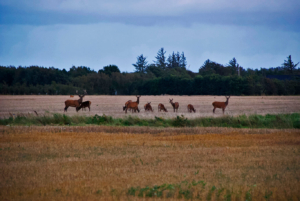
[282,55,299,74]
[228,57,239,75]
[229,57,237,68]
[133,54,148,73]
[180,52,187,68]
[167,52,180,68]
[155,48,167,69]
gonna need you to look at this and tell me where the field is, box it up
[0,126,299,200]
[1,95,299,200]
[0,95,300,119]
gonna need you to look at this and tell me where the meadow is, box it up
[0,126,299,200]
[0,95,300,119]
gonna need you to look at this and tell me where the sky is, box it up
[0,0,300,73]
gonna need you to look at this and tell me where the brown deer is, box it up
[158,103,168,112]
[76,101,91,112]
[187,104,196,113]
[212,96,230,114]
[125,96,141,113]
[144,102,153,112]
[64,90,87,112]
[169,99,179,112]
[123,100,132,111]
[70,95,74,97]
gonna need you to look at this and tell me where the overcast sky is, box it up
[1,0,299,72]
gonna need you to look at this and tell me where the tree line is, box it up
[0,48,299,95]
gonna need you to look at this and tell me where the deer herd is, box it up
[64,91,231,114]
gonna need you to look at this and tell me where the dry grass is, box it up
[0,95,300,119]
[0,126,299,200]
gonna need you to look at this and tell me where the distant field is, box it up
[0,126,299,200]
[0,95,300,119]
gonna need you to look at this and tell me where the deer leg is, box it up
[89,107,90,111]
[213,108,215,113]
[64,106,68,112]
[222,108,225,114]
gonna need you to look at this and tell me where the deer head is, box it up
[136,95,141,103]
[76,90,87,103]
[169,99,173,103]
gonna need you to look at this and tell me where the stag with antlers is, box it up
[169,99,179,112]
[64,90,87,112]
[124,96,141,113]
[212,96,230,114]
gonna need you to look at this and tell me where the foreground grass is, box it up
[1,113,300,129]
[0,126,299,200]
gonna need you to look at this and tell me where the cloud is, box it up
[1,0,299,30]
[2,0,299,14]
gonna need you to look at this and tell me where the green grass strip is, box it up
[1,113,300,129]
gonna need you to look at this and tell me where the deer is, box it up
[123,100,132,111]
[70,95,74,98]
[169,99,179,112]
[76,101,91,112]
[125,96,141,113]
[187,104,196,113]
[158,103,168,112]
[212,96,230,114]
[64,90,87,112]
[144,102,153,112]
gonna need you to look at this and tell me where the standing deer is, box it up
[144,102,153,112]
[123,100,132,111]
[158,103,168,112]
[125,96,141,113]
[64,90,87,112]
[70,95,74,97]
[169,99,179,112]
[76,101,91,112]
[187,104,196,113]
[212,96,230,114]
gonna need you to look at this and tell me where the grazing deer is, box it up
[125,96,141,113]
[144,102,153,112]
[76,101,91,112]
[70,95,74,98]
[123,100,132,111]
[169,99,179,112]
[187,104,196,113]
[158,103,168,112]
[64,90,87,112]
[212,96,230,114]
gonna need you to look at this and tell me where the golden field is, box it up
[0,126,299,200]
[0,95,300,118]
